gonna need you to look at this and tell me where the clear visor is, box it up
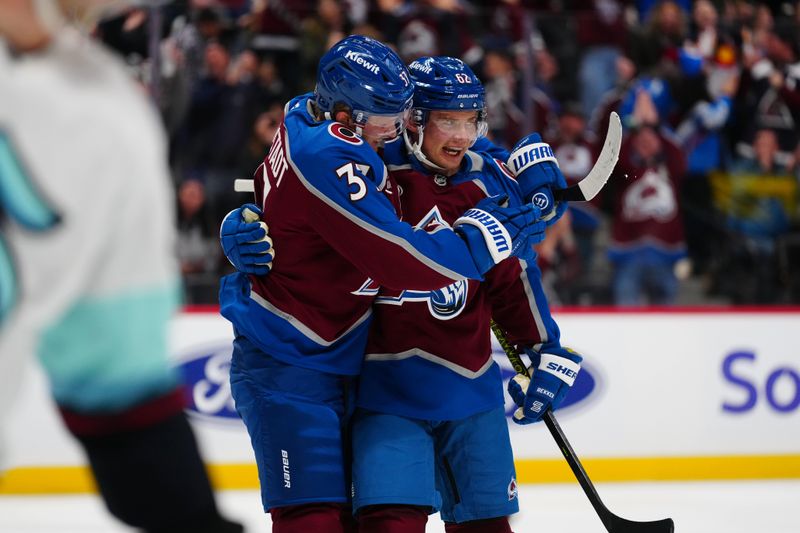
[426,111,488,143]
[353,106,412,146]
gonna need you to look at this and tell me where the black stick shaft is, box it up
[543,410,617,530]
[490,321,613,526]
[491,321,674,533]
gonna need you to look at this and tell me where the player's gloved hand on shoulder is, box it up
[507,133,568,226]
[507,346,583,425]
[453,195,545,274]
[220,203,274,275]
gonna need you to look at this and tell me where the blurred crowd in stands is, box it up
[95,0,800,306]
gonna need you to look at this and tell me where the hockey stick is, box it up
[553,111,622,202]
[490,320,675,533]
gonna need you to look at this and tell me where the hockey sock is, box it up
[63,390,243,533]
[445,516,513,533]
[270,502,350,533]
[358,504,429,533]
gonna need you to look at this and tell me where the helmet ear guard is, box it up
[475,109,489,139]
[409,108,428,129]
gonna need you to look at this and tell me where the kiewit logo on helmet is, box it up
[410,62,433,74]
[345,50,380,74]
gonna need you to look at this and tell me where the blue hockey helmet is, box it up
[405,56,488,169]
[315,35,414,145]
[408,56,486,113]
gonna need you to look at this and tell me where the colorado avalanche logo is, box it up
[369,207,470,319]
[328,123,364,145]
[428,280,468,319]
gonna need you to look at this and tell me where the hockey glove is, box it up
[507,133,568,226]
[507,346,582,425]
[453,196,545,275]
[220,203,274,275]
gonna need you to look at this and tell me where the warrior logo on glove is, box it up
[531,191,551,211]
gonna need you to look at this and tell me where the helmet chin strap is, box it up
[403,127,447,173]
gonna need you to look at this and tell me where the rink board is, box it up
[2,309,799,494]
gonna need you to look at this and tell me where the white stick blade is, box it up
[577,111,622,201]
[234,179,255,193]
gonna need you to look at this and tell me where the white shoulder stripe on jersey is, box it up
[517,257,548,348]
[469,178,490,197]
[364,348,495,379]
[249,290,372,346]
[376,164,388,191]
[283,127,469,282]
[465,150,484,172]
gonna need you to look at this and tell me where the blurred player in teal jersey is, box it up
[0,2,242,531]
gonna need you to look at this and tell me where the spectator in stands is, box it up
[684,0,720,62]
[714,128,794,303]
[481,38,559,148]
[300,0,351,90]
[177,43,265,222]
[574,0,628,119]
[628,0,687,78]
[547,102,601,303]
[234,102,284,182]
[733,18,800,164]
[673,43,739,275]
[590,55,638,141]
[608,89,688,306]
[177,180,223,304]
[245,0,313,95]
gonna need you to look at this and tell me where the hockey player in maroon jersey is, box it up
[349,57,582,533]
[224,55,584,533]
[218,37,546,533]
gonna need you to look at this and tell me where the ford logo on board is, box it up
[175,344,241,423]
